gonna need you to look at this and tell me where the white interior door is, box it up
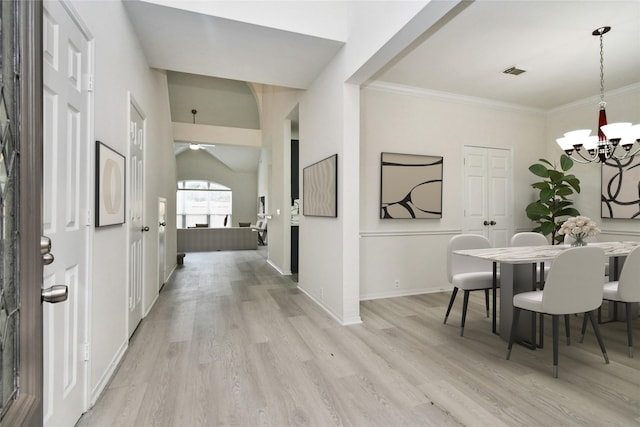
[42,1,91,425]
[158,197,167,291]
[128,99,145,338]
[463,146,512,247]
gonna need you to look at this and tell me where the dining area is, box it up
[445,230,640,378]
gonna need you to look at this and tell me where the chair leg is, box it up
[484,289,490,318]
[564,314,571,345]
[552,315,559,378]
[587,310,610,364]
[443,287,458,324]
[506,307,521,360]
[579,313,588,344]
[460,290,470,336]
[625,302,634,358]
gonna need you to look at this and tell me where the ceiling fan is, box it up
[185,109,216,150]
[188,143,216,150]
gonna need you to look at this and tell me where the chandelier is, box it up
[556,26,640,164]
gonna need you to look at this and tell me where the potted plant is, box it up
[525,154,581,244]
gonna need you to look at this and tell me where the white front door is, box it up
[128,99,145,338]
[42,1,91,425]
[158,197,167,291]
[463,146,512,247]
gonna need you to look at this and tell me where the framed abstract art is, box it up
[601,156,640,219]
[95,141,126,226]
[380,152,443,219]
[303,154,337,217]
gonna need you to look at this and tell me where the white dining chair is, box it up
[563,234,609,277]
[511,232,550,283]
[506,246,609,378]
[445,234,498,336]
[511,232,556,346]
[580,246,640,357]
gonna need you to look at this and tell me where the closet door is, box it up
[463,146,512,247]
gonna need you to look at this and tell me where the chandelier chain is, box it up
[556,26,640,164]
[599,32,605,106]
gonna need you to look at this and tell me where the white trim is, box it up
[267,259,290,275]
[361,286,451,301]
[363,81,546,115]
[360,229,461,238]
[297,285,362,326]
[548,82,640,114]
[89,340,127,406]
[60,0,94,39]
[143,294,159,317]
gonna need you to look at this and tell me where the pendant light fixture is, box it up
[189,108,201,150]
[556,26,640,163]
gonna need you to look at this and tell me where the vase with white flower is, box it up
[558,216,601,246]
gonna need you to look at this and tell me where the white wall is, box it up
[359,85,546,299]
[271,1,462,324]
[72,0,177,404]
[259,85,301,274]
[176,150,258,225]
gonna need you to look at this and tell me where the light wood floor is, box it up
[77,249,640,426]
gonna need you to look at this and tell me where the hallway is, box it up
[77,249,640,426]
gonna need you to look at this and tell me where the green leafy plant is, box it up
[525,154,581,244]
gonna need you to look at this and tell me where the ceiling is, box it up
[374,1,640,111]
[125,0,640,171]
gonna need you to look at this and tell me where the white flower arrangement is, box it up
[558,215,601,240]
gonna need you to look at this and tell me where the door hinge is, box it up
[83,343,90,361]
[83,73,94,92]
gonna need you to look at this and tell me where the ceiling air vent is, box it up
[503,66,526,76]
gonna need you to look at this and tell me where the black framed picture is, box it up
[601,156,640,219]
[95,141,126,226]
[303,154,337,217]
[380,152,443,219]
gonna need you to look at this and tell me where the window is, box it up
[177,180,232,228]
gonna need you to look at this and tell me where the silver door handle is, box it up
[42,285,68,303]
[41,235,54,264]
[141,226,150,232]
[41,236,52,254]
[42,253,55,265]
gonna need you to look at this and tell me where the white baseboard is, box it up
[360,286,451,301]
[297,285,362,326]
[89,339,128,407]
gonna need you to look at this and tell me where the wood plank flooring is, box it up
[77,249,640,426]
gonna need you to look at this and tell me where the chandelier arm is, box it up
[575,148,600,163]
[613,145,640,161]
[566,152,596,164]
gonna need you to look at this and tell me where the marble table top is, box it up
[454,241,640,264]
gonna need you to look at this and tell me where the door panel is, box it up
[463,146,512,247]
[42,1,90,425]
[463,148,489,237]
[128,101,145,338]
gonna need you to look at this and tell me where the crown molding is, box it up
[363,81,546,115]
[548,82,640,114]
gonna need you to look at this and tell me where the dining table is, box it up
[453,240,640,346]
